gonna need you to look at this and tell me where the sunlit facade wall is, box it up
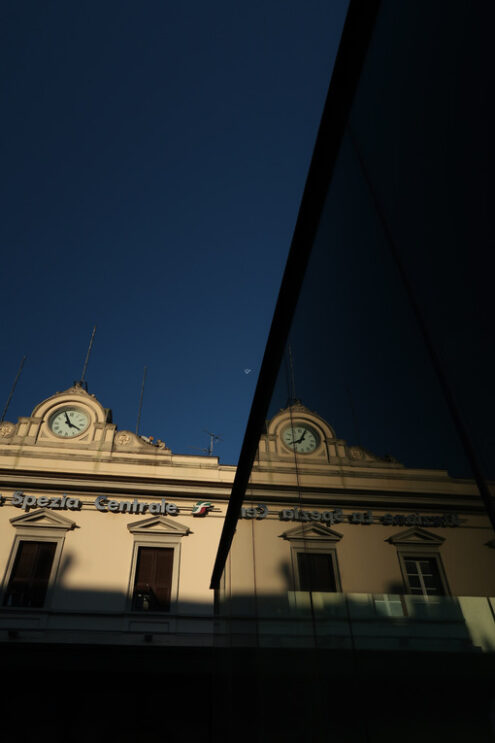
[0,385,231,644]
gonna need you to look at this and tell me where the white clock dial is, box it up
[49,407,90,438]
[282,424,320,454]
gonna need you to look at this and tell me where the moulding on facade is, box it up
[386,527,445,545]
[280,523,343,542]
[9,507,76,531]
[127,515,191,536]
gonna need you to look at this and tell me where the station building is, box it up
[0,386,494,741]
[0,382,230,644]
[1,387,494,653]
[2,0,495,740]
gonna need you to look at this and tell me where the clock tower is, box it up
[0,383,117,451]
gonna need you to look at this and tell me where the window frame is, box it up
[128,539,181,613]
[1,509,75,610]
[127,516,190,614]
[387,526,450,598]
[291,545,341,592]
[397,549,449,598]
[2,539,58,609]
[281,523,344,593]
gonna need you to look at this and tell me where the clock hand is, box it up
[295,430,307,444]
[64,412,80,430]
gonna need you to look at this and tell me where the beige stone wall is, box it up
[226,504,495,599]
[0,489,226,615]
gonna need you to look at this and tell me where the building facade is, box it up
[1,388,495,742]
[217,402,495,653]
[0,383,233,646]
[3,1,495,739]
[1,387,494,653]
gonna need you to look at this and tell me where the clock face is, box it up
[282,424,320,454]
[49,407,90,438]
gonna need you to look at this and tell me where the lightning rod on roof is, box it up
[136,366,147,435]
[1,355,26,423]
[76,326,96,390]
[287,343,297,404]
[203,430,222,456]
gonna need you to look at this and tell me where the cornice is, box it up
[239,482,485,512]
[0,469,235,500]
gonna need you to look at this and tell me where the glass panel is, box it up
[212,2,495,737]
[214,12,495,739]
[419,560,433,573]
[218,0,495,632]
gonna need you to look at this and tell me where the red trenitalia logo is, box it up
[192,501,213,516]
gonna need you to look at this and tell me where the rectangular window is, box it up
[132,546,174,611]
[297,552,337,592]
[403,556,445,596]
[3,540,56,608]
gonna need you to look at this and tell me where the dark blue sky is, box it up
[0,1,349,463]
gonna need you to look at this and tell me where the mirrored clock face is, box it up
[282,424,320,454]
[49,407,90,438]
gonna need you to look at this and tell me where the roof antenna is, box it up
[136,366,147,435]
[203,430,222,456]
[1,355,27,423]
[287,343,299,406]
[76,326,96,390]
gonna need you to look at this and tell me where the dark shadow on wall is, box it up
[1,584,495,742]
[2,632,495,743]
[215,589,495,657]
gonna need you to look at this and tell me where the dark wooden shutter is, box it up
[297,552,337,592]
[133,547,174,611]
[3,541,56,608]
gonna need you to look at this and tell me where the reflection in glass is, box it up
[213,2,495,737]
[215,1,495,660]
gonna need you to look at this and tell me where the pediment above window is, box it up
[280,523,343,542]
[10,508,76,531]
[387,527,445,545]
[127,516,190,537]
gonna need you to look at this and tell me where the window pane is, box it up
[404,560,418,574]
[419,560,433,573]
[213,1,495,668]
[404,557,445,597]
[297,553,336,592]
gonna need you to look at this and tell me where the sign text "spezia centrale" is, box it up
[7,491,179,515]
